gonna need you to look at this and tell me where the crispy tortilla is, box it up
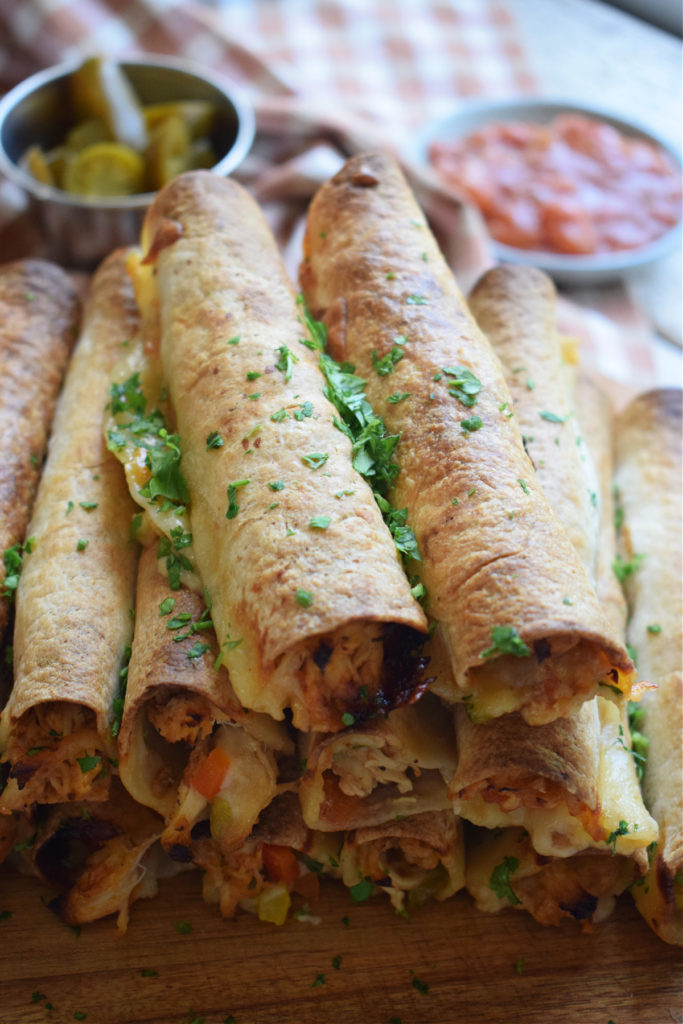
[138,171,427,732]
[300,151,634,725]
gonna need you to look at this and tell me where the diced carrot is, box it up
[261,844,300,885]
[191,746,231,799]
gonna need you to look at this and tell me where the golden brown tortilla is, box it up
[0,250,139,811]
[140,171,427,732]
[615,388,683,946]
[0,259,80,635]
[300,151,634,725]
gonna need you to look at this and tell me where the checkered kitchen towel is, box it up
[0,0,672,389]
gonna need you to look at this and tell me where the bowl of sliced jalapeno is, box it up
[0,54,255,266]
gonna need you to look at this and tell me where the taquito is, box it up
[338,808,464,913]
[299,691,456,831]
[300,151,634,725]
[615,388,683,946]
[15,779,164,933]
[195,790,342,924]
[450,267,654,858]
[0,251,139,811]
[137,171,427,732]
[119,546,293,861]
[0,259,79,637]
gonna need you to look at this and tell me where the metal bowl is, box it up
[0,54,255,267]
[407,97,683,286]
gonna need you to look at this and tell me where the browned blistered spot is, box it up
[351,168,380,187]
[141,218,183,264]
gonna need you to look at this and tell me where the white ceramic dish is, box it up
[406,97,683,286]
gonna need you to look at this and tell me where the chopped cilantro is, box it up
[539,410,567,423]
[442,365,482,407]
[295,588,313,607]
[461,416,483,433]
[489,856,521,904]
[77,754,102,774]
[518,479,530,494]
[341,915,350,927]
[174,920,192,934]
[79,501,98,511]
[294,401,313,420]
[270,409,289,423]
[296,294,328,351]
[226,479,250,519]
[268,480,285,491]
[341,712,355,726]
[372,345,404,376]
[159,597,175,616]
[349,878,374,902]
[187,640,209,661]
[140,969,158,977]
[301,452,329,470]
[227,336,240,345]
[311,973,326,988]
[387,391,411,403]
[274,344,299,382]
[406,294,428,305]
[612,554,645,583]
[310,515,331,530]
[606,820,631,853]
[110,644,131,739]
[514,957,525,975]
[331,955,342,970]
[206,431,224,449]
[481,626,531,660]
[76,539,88,552]
[411,976,430,994]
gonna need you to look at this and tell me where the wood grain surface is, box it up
[0,866,680,1024]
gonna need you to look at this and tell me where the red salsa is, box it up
[429,113,682,255]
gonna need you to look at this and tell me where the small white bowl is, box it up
[407,97,683,286]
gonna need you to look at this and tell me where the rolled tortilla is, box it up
[450,268,654,859]
[17,778,164,933]
[338,809,464,913]
[466,826,639,929]
[614,388,683,946]
[119,545,293,861]
[299,691,456,832]
[139,171,427,732]
[0,251,139,811]
[0,259,80,637]
[196,789,342,924]
[300,151,634,725]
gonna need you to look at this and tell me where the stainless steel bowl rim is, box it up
[0,53,256,208]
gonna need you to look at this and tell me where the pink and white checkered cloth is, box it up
[0,0,673,393]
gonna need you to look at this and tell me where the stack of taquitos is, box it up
[300,151,635,726]
[458,266,656,927]
[614,388,683,946]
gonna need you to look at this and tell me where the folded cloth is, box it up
[0,0,672,385]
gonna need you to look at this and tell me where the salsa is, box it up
[429,113,682,255]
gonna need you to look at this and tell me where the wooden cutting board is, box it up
[0,867,680,1024]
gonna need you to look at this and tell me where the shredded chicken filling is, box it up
[330,740,419,799]
[1,704,108,810]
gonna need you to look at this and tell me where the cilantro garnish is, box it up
[268,480,285,491]
[77,754,102,774]
[309,515,331,530]
[226,479,250,519]
[159,597,175,616]
[301,452,329,470]
[387,391,411,404]
[371,345,404,376]
[481,626,531,660]
[76,539,88,552]
[295,588,314,608]
[311,973,326,988]
[341,712,355,726]
[79,501,98,511]
[206,431,224,449]
[294,401,313,420]
[1,539,34,601]
[274,344,299,382]
[612,554,645,583]
[539,410,567,423]
[187,640,209,661]
[461,416,483,433]
[110,643,131,740]
[349,878,374,902]
[606,820,631,853]
[489,856,521,904]
[442,366,482,407]
[296,294,327,351]
[406,294,428,305]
